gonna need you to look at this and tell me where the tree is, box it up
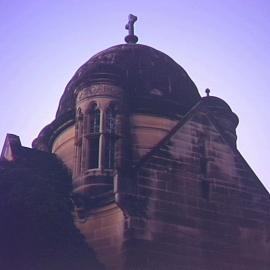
[0,152,104,270]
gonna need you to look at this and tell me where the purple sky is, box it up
[0,0,269,191]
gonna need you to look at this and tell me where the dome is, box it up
[56,44,201,119]
[33,43,201,150]
[202,96,233,112]
[202,95,239,144]
[202,96,239,124]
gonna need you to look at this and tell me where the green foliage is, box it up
[0,154,104,270]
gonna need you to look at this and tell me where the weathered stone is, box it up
[2,21,269,270]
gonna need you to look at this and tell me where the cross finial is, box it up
[205,88,210,97]
[125,14,138,44]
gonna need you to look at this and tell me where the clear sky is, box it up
[0,0,269,191]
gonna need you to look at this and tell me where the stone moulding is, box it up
[76,84,123,102]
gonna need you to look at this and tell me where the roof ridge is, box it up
[133,99,203,170]
[205,112,270,195]
[133,99,270,196]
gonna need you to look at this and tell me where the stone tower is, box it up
[3,16,270,270]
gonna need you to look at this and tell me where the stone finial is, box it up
[0,134,22,161]
[205,88,210,97]
[125,14,138,44]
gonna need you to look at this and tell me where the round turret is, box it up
[33,43,201,151]
[202,95,239,145]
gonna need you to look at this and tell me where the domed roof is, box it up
[56,43,201,119]
[202,95,239,127]
[33,43,201,150]
[202,96,233,112]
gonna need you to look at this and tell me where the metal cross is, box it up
[125,14,137,36]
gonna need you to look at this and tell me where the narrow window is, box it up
[89,104,100,134]
[88,136,99,169]
[106,105,116,134]
[105,105,116,169]
[75,108,83,175]
[88,104,100,169]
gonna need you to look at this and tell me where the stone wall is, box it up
[52,125,75,171]
[124,109,270,270]
[76,203,126,270]
[130,114,176,162]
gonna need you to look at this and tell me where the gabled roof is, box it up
[1,133,55,163]
[1,134,22,161]
[134,98,269,195]
[134,100,202,170]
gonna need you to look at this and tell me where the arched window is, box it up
[88,104,100,169]
[89,104,100,134]
[75,108,83,175]
[105,105,116,169]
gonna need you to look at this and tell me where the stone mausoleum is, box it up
[2,15,270,270]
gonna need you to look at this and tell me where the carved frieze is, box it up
[77,84,123,102]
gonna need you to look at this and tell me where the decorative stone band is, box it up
[76,84,123,103]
